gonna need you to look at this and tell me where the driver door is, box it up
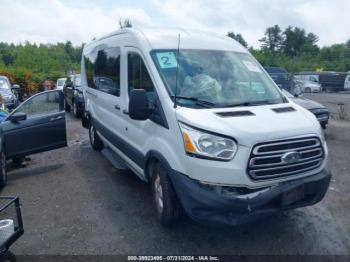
[1,90,67,159]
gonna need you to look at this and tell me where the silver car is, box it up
[0,76,18,109]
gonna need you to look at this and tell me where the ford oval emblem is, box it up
[281,151,301,164]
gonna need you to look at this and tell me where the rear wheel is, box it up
[0,250,16,262]
[0,151,7,188]
[73,101,82,118]
[64,99,71,112]
[151,161,182,226]
[89,123,104,151]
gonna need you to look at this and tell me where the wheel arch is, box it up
[144,150,174,183]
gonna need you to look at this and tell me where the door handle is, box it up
[122,109,129,115]
[50,116,63,122]
[115,104,120,110]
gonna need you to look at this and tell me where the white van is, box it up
[81,28,331,226]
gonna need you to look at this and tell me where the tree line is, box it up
[0,24,350,93]
[228,25,350,73]
[0,41,83,93]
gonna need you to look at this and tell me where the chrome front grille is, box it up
[248,137,324,180]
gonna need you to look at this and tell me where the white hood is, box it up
[176,102,322,147]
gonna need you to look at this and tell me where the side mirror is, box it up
[11,84,20,90]
[129,89,151,121]
[9,112,27,123]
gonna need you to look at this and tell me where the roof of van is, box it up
[87,27,248,53]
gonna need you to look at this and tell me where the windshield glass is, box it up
[0,79,10,90]
[151,50,284,108]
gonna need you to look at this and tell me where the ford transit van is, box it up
[81,28,331,226]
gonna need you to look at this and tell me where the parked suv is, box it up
[81,28,331,226]
[63,74,84,118]
[282,90,329,129]
[0,76,19,110]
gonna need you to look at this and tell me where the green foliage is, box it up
[259,25,284,51]
[250,25,349,73]
[119,19,132,29]
[0,41,83,93]
[227,32,248,48]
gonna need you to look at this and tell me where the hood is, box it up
[175,102,321,147]
[292,97,325,110]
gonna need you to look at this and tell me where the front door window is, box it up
[14,91,61,118]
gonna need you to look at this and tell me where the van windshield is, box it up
[151,50,284,108]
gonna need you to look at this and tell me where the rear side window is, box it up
[128,53,155,107]
[84,47,121,96]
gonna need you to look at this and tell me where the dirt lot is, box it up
[1,93,350,256]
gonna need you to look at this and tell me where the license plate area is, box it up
[281,186,305,206]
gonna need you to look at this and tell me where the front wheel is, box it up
[89,123,104,151]
[151,162,182,226]
[305,87,312,93]
[0,151,7,188]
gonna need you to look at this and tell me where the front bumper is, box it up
[169,168,331,226]
[310,110,329,126]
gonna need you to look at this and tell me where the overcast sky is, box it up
[1,0,349,48]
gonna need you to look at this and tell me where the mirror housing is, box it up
[9,112,27,123]
[11,84,20,90]
[129,89,151,121]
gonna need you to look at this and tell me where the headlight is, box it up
[179,122,237,160]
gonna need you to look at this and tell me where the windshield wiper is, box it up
[171,96,217,108]
[223,100,279,108]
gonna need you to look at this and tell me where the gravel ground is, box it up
[1,93,350,256]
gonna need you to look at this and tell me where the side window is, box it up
[84,52,97,89]
[84,47,121,97]
[128,53,155,107]
[16,91,61,118]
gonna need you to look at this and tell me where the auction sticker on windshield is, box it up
[243,60,262,73]
[156,52,178,69]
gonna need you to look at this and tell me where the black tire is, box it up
[73,101,82,118]
[321,123,327,130]
[0,151,7,189]
[12,157,24,167]
[81,113,90,129]
[150,161,182,226]
[64,99,71,112]
[0,250,17,262]
[305,87,311,93]
[89,123,104,151]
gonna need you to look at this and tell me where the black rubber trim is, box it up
[92,118,145,168]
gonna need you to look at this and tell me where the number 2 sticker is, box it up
[156,52,178,69]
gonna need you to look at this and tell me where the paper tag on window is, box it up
[156,52,178,69]
[243,61,262,73]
